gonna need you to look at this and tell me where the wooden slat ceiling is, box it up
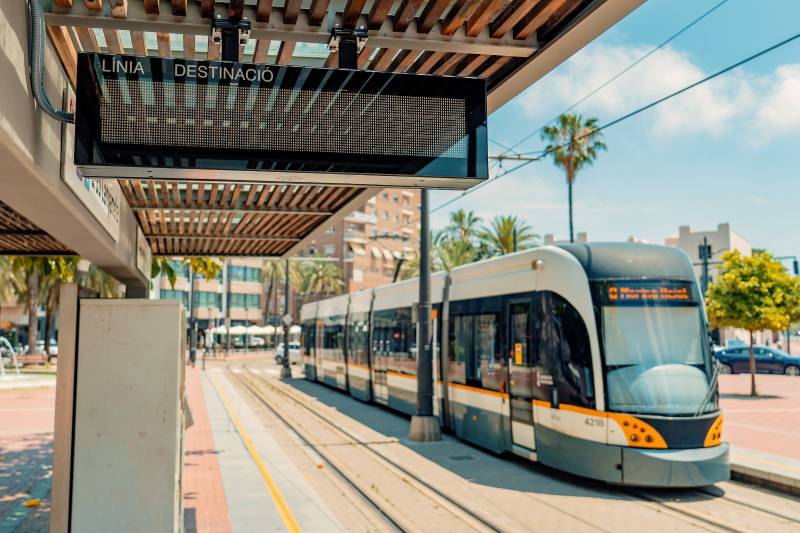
[0,201,74,256]
[119,181,365,256]
[43,0,599,257]
[46,0,594,93]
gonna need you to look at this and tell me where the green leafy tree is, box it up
[151,257,222,288]
[11,257,74,354]
[706,251,800,395]
[478,215,538,256]
[541,113,606,242]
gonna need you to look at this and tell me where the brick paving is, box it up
[183,366,232,533]
[719,374,800,460]
[0,387,55,533]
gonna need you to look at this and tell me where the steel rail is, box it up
[233,365,505,532]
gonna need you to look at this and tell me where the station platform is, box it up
[2,360,800,531]
[184,359,800,532]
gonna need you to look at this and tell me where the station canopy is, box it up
[31,0,640,258]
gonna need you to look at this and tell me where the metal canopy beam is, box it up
[44,2,538,58]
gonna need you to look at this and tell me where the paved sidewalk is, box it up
[0,386,55,533]
[183,366,233,533]
[203,368,343,532]
[719,374,800,460]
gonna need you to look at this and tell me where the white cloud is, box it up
[754,64,800,136]
[518,44,756,137]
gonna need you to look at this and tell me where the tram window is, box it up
[471,314,498,381]
[450,315,471,384]
[347,313,369,366]
[323,316,345,363]
[536,292,595,408]
[374,308,415,374]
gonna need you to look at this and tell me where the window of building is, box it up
[227,266,261,282]
[193,291,222,309]
[160,289,189,309]
[392,194,399,202]
[382,211,388,220]
[352,269,363,282]
[382,192,388,200]
[228,293,260,309]
[323,244,335,256]
[393,213,399,222]
[326,226,336,234]
[403,215,411,224]
[403,196,410,206]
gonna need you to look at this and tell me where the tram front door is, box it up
[507,299,537,455]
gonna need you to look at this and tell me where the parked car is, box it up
[248,337,266,348]
[715,345,800,376]
[274,342,302,365]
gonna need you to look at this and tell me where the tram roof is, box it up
[557,242,698,281]
[16,0,642,259]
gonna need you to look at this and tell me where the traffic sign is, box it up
[282,314,292,327]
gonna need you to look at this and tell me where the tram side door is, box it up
[507,299,536,454]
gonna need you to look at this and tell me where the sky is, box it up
[429,0,800,258]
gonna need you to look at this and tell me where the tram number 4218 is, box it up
[584,417,605,427]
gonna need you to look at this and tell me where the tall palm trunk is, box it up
[567,177,574,243]
[26,271,39,354]
[748,330,757,396]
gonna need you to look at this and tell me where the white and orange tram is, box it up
[300,243,729,487]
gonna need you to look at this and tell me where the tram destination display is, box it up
[74,53,488,189]
[601,280,697,306]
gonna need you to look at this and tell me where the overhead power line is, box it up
[494,0,730,158]
[384,28,800,237]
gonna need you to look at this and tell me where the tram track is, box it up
[231,364,505,533]
[623,484,800,533]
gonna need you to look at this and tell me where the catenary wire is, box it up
[494,0,730,157]
[374,29,800,240]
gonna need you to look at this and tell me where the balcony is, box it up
[344,229,367,244]
[345,210,377,225]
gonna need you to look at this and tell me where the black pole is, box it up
[189,268,197,366]
[703,237,709,294]
[281,258,291,378]
[221,29,239,62]
[409,189,440,441]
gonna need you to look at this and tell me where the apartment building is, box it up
[302,188,421,293]
[155,257,264,329]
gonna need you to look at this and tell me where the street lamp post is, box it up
[409,189,441,441]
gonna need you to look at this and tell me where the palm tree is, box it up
[298,261,344,299]
[151,256,222,288]
[433,229,476,272]
[478,215,539,256]
[446,209,482,243]
[541,113,606,243]
[11,257,73,354]
[84,264,122,298]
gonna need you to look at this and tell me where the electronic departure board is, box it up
[600,280,698,306]
[73,53,488,189]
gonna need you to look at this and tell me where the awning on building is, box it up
[349,243,366,256]
[382,249,394,261]
[371,246,382,258]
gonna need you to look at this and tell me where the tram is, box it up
[300,243,730,487]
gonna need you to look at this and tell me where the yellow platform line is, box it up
[209,374,302,533]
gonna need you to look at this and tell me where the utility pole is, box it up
[409,189,441,441]
[699,236,712,297]
[188,267,197,367]
[281,258,291,379]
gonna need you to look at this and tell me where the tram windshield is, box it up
[598,281,715,416]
